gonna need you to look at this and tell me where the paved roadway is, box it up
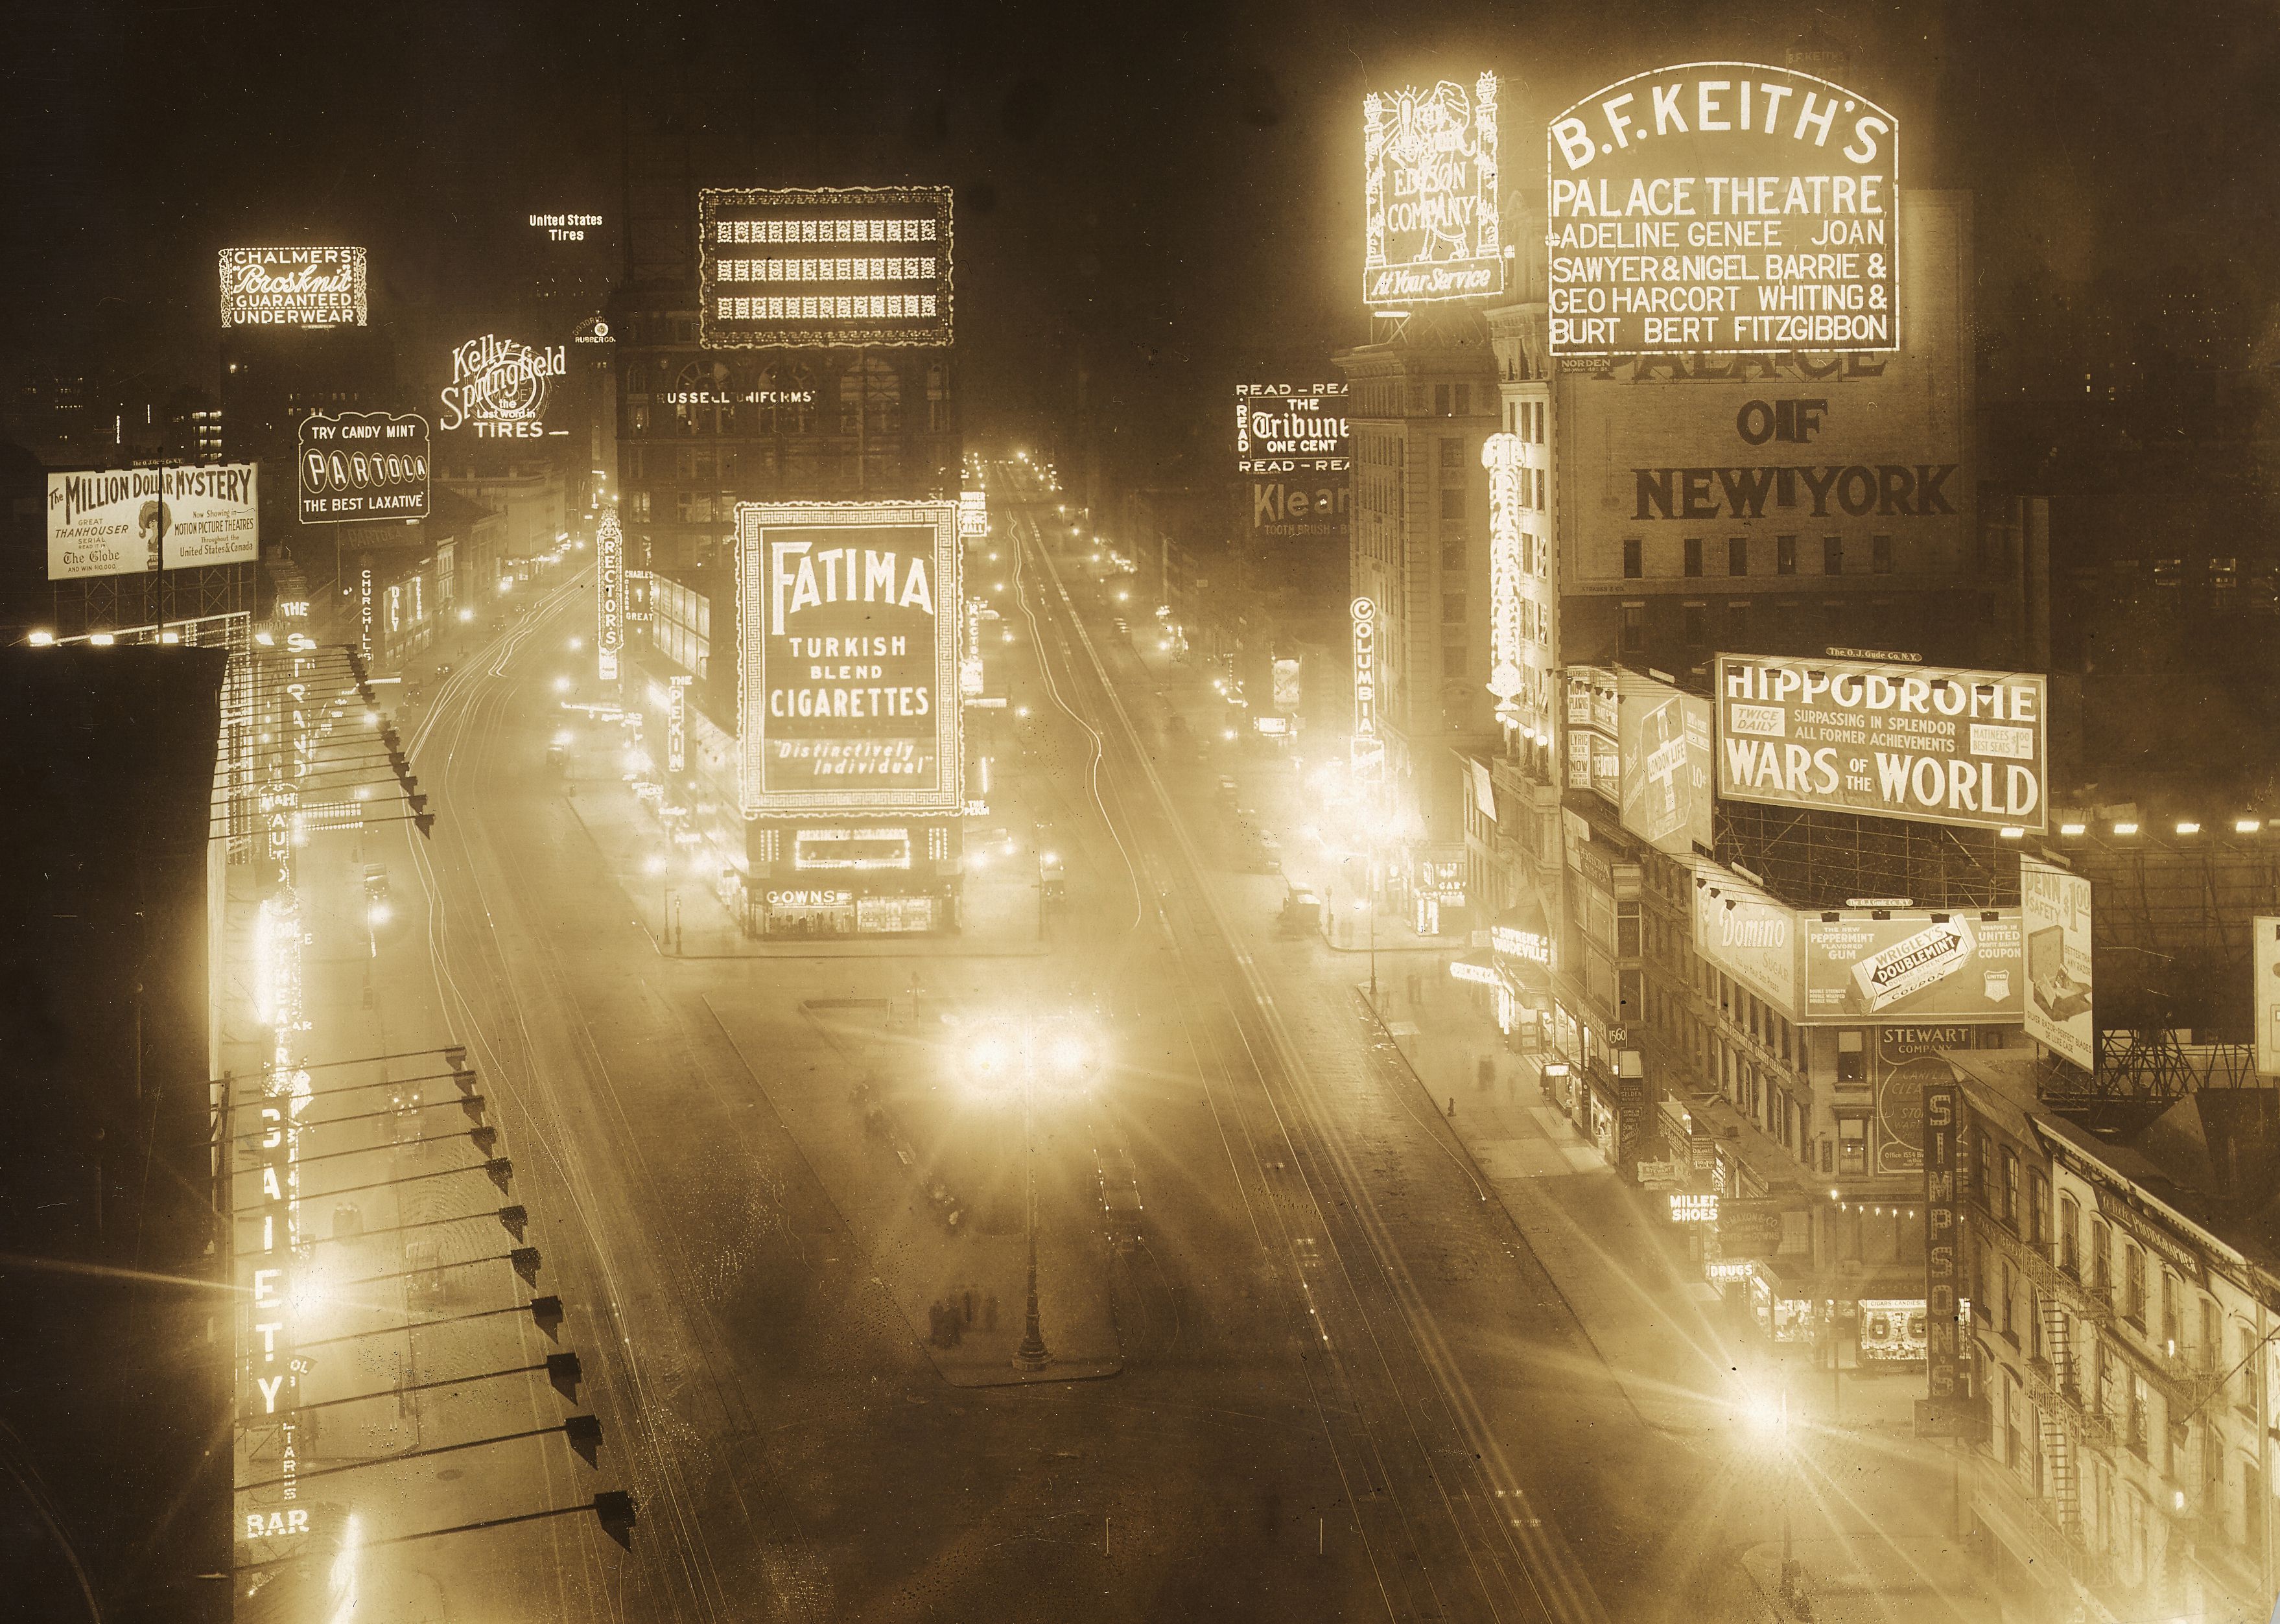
[368,475,1774,1622]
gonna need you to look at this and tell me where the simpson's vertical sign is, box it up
[1922,1079,1964,1412]
[735,501,963,816]
[1546,65,1898,357]
[1363,75,1503,305]
[596,506,624,683]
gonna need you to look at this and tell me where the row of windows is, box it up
[1500,399,1545,443]
[1617,594,1933,655]
[1623,533,1896,580]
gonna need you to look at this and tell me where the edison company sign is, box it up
[1363,75,1503,305]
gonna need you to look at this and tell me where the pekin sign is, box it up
[218,247,367,327]
[298,412,429,523]
[439,335,566,438]
[1547,64,1898,357]
[1363,75,1503,305]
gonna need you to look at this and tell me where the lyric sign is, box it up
[1717,656,2047,833]
[1547,64,1897,356]
[218,247,367,327]
[735,501,963,816]
[298,412,430,523]
[1363,75,1503,305]
[47,464,259,579]
[701,186,954,348]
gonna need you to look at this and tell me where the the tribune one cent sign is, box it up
[1547,64,1898,357]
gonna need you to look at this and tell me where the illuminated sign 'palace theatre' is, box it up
[735,500,964,818]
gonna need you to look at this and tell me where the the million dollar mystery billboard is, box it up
[1237,382,1352,539]
[735,501,963,817]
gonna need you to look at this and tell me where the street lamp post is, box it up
[1013,1075,1051,1371]
[967,1017,1099,1374]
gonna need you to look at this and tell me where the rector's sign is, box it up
[1547,64,1897,357]
[1717,655,2047,834]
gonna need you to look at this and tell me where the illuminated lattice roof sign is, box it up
[1547,64,1898,357]
[1363,75,1503,306]
[218,247,367,328]
[700,187,954,349]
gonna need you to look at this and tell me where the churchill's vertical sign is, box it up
[1363,75,1503,306]
[1547,65,1899,357]
[736,502,963,817]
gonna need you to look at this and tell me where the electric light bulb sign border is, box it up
[699,185,955,349]
[218,246,367,328]
[735,500,964,817]
[297,412,430,523]
[1546,64,1898,357]
[1363,75,1504,306]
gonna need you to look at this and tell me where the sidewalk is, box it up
[1351,966,1986,1615]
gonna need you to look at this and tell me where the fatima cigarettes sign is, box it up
[298,412,430,523]
[1363,75,1503,305]
[218,247,368,327]
[1547,65,1897,357]
[47,464,259,580]
[1717,655,2047,833]
[735,501,963,816]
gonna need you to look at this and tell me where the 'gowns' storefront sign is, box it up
[298,412,430,523]
[47,464,259,579]
[1363,75,1503,305]
[1547,64,1897,357]
[735,501,963,816]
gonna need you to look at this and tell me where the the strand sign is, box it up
[298,412,430,523]
[735,502,963,816]
[47,464,259,579]
[701,187,954,348]
[1547,64,1897,356]
[219,247,367,327]
[1716,656,2047,833]
[1363,75,1503,305]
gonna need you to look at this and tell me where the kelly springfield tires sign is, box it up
[1546,64,1897,357]
[47,464,258,579]
[735,501,963,817]
[1715,655,2048,833]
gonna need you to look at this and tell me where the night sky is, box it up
[8,0,2277,477]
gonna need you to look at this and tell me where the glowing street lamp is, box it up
[958,1015,1103,1371]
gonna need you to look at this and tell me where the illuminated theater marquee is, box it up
[736,501,964,817]
[701,186,954,348]
[1363,74,1503,306]
[1547,64,1898,357]
[218,247,367,327]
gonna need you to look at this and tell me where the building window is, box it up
[2001,1260,2017,1339]
[1837,1030,1864,1084]
[1441,591,1466,623]
[2091,1219,2111,1295]
[1623,539,1643,579]
[2123,1244,2146,1327]
[1728,537,1749,576]
[2059,1194,2080,1275]
[1872,534,1894,574]
[1777,534,1797,574]
[2001,1149,2019,1227]
[1442,538,1466,569]
[1442,641,1467,676]
[1620,602,1646,654]
[2027,1171,2048,1246]
[1439,488,1466,523]
[1682,602,1706,645]
[1439,437,1463,472]
[1727,598,1752,646]
[1684,537,1704,577]
[1839,1116,1866,1175]
[1823,535,1844,574]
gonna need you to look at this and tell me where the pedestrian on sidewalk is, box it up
[928,1302,946,1347]
[962,1287,975,1326]
[984,1290,999,1330]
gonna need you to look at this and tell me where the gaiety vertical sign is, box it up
[735,501,963,816]
[596,506,624,683]
[1547,65,1898,357]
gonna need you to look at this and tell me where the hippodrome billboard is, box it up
[1363,75,1503,306]
[735,501,963,817]
[1715,655,2047,834]
[298,412,430,523]
[47,464,259,580]
[1238,383,1351,539]
[1547,64,1897,357]
[700,187,954,349]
